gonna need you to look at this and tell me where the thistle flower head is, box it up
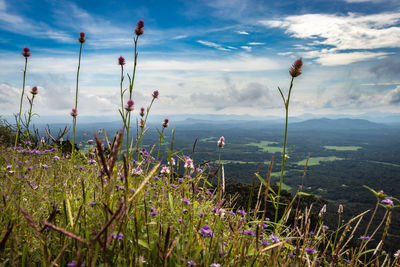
[162,118,169,128]
[118,56,126,66]
[318,204,327,217]
[30,86,38,95]
[152,90,159,99]
[124,99,134,112]
[135,20,144,36]
[218,136,225,148]
[70,108,78,117]
[289,58,303,78]
[381,198,394,207]
[22,47,31,58]
[78,32,86,43]
[140,107,145,117]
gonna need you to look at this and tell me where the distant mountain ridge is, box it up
[291,118,384,130]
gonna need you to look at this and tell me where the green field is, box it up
[246,141,282,153]
[200,136,217,142]
[323,145,362,151]
[296,156,345,166]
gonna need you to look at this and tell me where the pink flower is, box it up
[70,108,78,117]
[140,107,145,117]
[152,90,159,99]
[135,20,144,36]
[78,32,86,43]
[118,56,125,66]
[124,99,134,112]
[30,86,38,95]
[289,58,303,78]
[22,47,31,58]
[217,136,225,148]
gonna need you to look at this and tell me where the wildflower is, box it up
[25,141,31,145]
[140,107,145,117]
[210,264,221,267]
[118,56,126,66]
[237,210,246,215]
[30,86,38,95]
[305,248,316,254]
[182,198,191,205]
[89,202,96,207]
[27,166,33,170]
[188,261,196,266]
[217,136,225,148]
[88,159,96,164]
[289,58,303,78]
[244,229,255,236]
[262,240,270,246]
[22,47,31,58]
[200,212,204,217]
[78,32,86,43]
[152,90,159,99]
[42,164,48,169]
[338,204,343,214]
[199,225,214,237]
[67,262,77,267]
[160,165,170,174]
[162,118,169,128]
[124,99,134,112]
[184,157,194,170]
[70,108,78,117]
[87,139,93,144]
[360,236,370,241]
[6,165,12,169]
[135,20,144,36]
[40,137,45,144]
[322,225,329,230]
[112,233,124,241]
[381,198,394,207]
[269,234,280,243]
[53,156,60,161]
[394,250,400,258]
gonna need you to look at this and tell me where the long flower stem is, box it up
[12,57,28,167]
[275,77,294,223]
[25,95,35,138]
[71,43,83,158]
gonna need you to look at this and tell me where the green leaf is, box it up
[138,239,149,250]
[297,192,311,196]
[168,193,174,211]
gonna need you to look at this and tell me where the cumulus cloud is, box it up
[189,82,280,110]
[260,12,400,65]
[386,86,400,104]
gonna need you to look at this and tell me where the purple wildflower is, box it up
[42,164,48,169]
[244,230,255,236]
[237,210,246,215]
[152,90,159,99]
[53,156,60,160]
[381,198,394,207]
[162,118,169,128]
[360,236,370,241]
[210,264,221,267]
[322,225,329,230]
[140,107,145,117]
[262,240,270,246]
[87,139,93,144]
[182,198,191,205]
[188,261,196,266]
[305,248,316,254]
[30,86,38,95]
[89,202,96,207]
[199,225,214,237]
[269,234,280,243]
[88,159,96,164]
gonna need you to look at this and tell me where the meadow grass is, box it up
[0,22,399,267]
[323,146,362,151]
[246,141,283,154]
[295,157,345,166]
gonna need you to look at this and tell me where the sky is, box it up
[0,0,400,119]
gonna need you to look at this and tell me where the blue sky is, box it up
[0,0,400,118]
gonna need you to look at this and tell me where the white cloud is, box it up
[247,42,265,45]
[236,31,249,35]
[260,12,400,65]
[241,46,252,52]
[197,40,231,51]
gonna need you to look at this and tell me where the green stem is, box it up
[12,57,28,167]
[71,43,83,158]
[25,95,35,138]
[275,77,294,223]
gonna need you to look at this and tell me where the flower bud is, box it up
[338,204,343,214]
[30,86,38,95]
[217,136,225,148]
[152,90,159,99]
[78,32,86,43]
[124,99,134,112]
[162,118,169,128]
[135,20,144,36]
[70,108,78,117]
[140,118,145,128]
[289,58,303,78]
[118,56,125,66]
[22,47,31,58]
[140,107,145,117]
